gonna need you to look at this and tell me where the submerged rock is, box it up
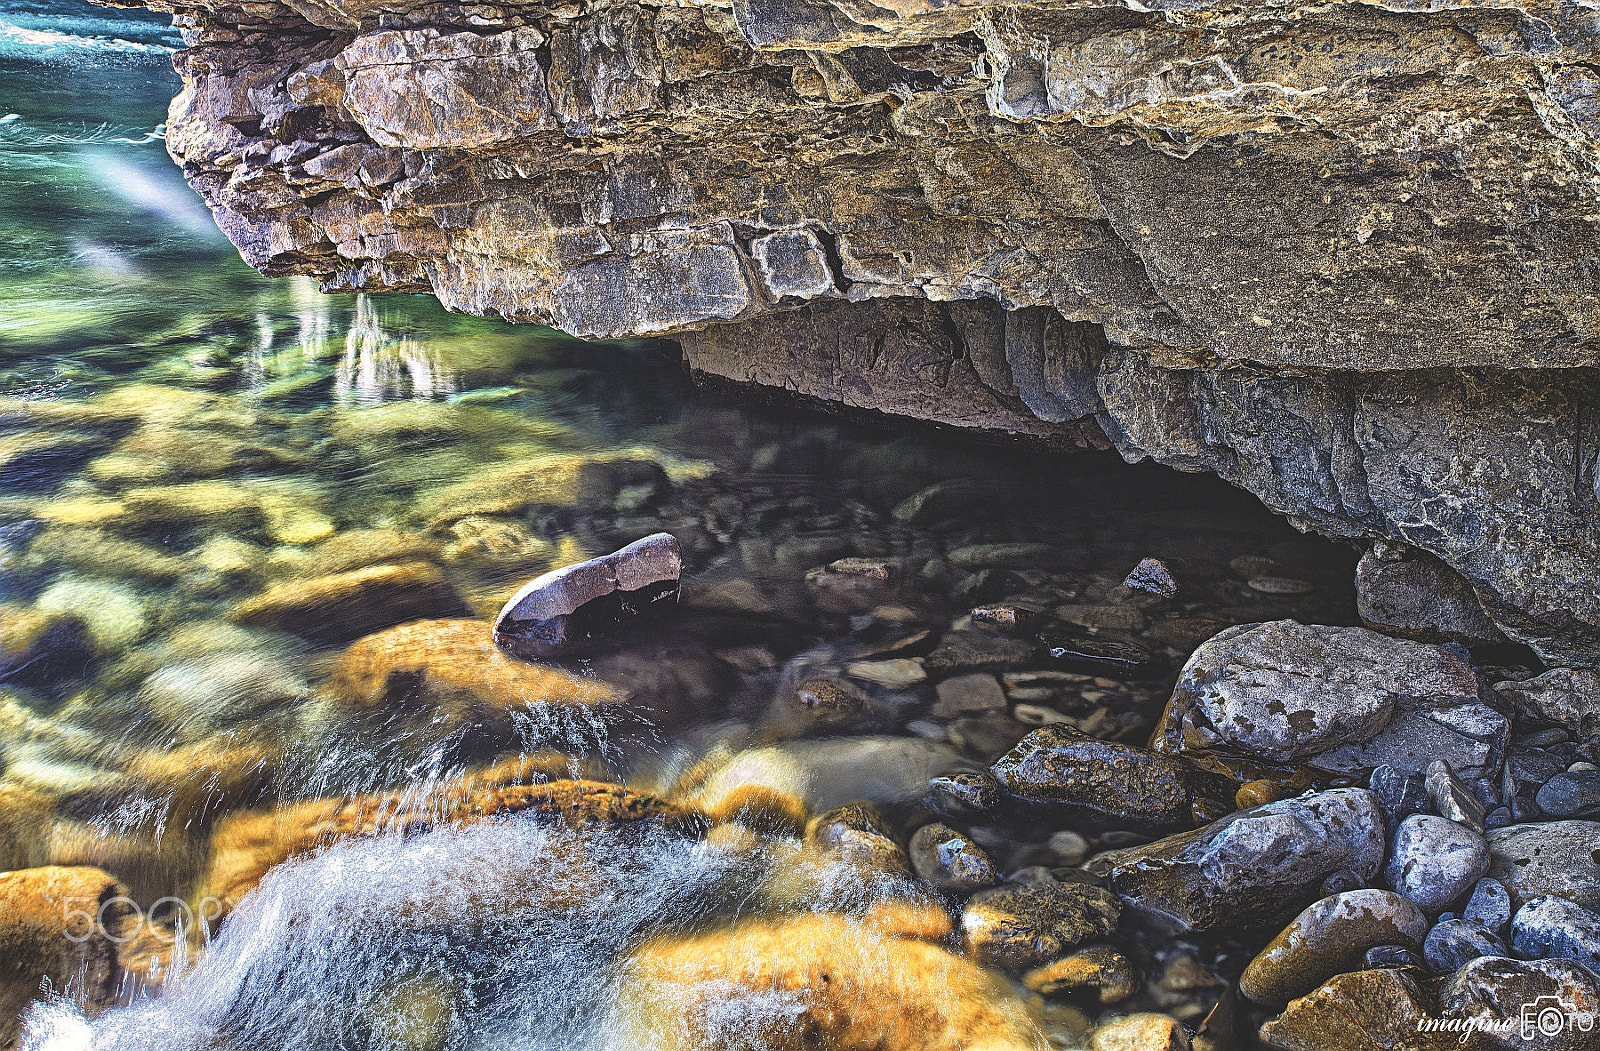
[614,913,1047,1051]
[203,771,705,913]
[1240,890,1429,1006]
[1089,1013,1190,1051]
[493,533,681,659]
[961,877,1123,973]
[1098,789,1386,935]
[1023,945,1140,1004]
[327,618,633,724]
[691,737,976,816]
[230,561,467,644]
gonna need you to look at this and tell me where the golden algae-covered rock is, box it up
[0,866,137,1049]
[327,618,630,714]
[613,912,1049,1051]
[200,772,705,914]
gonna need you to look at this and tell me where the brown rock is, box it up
[1024,945,1141,1004]
[1241,890,1430,1006]
[201,770,704,914]
[1258,969,1455,1051]
[0,866,137,1048]
[614,913,1047,1051]
[327,618,630,719]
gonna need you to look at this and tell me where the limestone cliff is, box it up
[101,0,1600,664]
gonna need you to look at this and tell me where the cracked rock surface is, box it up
[101,0,1600,664]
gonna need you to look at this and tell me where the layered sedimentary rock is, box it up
[103,0,1600,663]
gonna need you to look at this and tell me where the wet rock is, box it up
[492,533,681,659]
[949,544,1067,570]
[327,618,634,729]
[891,479,1004,526]
[806,802,911,876]
[1240,890,1429,1005]
[441,515,555,567]
[932,673,1007,719]
[991,724,1222,832]
[1365,945,1424,969]
[230,561,467,644]
[927,771,999,814]
[138,652,308,741]
[909,822,999,894]
[0,605,93,693]
[1099,789,1387,934]
[1536,770,1600,818]
[787,676,875,733]
[1438,956,1600,1051]
[20,526,190,583]
[1024,945,1140,1004]
[692,737,976,815]
[1424,919,1508,974]
[1159,620,1483,766]
[1048,829,1090,866]
[1356,545,1506,646]
[34,576,150,652]
[847,658,926,689]
[1370,766,1434,828]
[1257,968,1441,1051]
[1485,821,1600,910]
[1121,558,1179,599]
[1464,878,1513,936]
[615,913,1047,1051]
[204,771,704,913]
[1090,1013,1190,1051]
[0,866,137,1048]
[1037,632,1163,678]
[1511,896,1600,969]
[1495,669,1600,739]
[1054,604,1148,632]
[923,630,1037,674]
[961,877,1122,973]
[1386,815,1490,915]
[1428,761,1487,832]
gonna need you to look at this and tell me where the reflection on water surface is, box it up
[0,6,1365,1049]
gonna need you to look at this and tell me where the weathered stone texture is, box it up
[102,0,1600,663]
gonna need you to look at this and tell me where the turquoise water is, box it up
[0,8,1365,1049]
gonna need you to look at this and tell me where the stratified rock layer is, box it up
[106,0,1600,664]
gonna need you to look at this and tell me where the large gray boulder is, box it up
[1155,621,1506,778]
[1093,788,1387,935]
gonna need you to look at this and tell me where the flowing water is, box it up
[0,6,1368,1048]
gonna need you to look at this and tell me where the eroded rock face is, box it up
[109,0,1600,664]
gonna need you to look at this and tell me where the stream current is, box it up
[0,5,1368,1048]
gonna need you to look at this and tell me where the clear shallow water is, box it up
[0,8,1367,1049]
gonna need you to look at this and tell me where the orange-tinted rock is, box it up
[615,912,1048,1051]
[201,771,705,914]
[229,562,467,644]
[0,866,137,1049]
[327,618,630,716]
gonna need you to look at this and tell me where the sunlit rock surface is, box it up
[97,0,1600,664]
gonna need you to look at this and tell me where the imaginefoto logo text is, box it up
[1416,997,1597,1045]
